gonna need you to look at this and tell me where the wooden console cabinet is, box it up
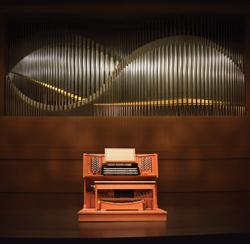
[78,151,167,221]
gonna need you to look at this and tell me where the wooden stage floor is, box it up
[0,192,250,242]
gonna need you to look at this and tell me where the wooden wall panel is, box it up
[0,117,250,160]
[157,159,250,192]
[0,158,250,193]
[0,116,250,193]
[0,159,82,193]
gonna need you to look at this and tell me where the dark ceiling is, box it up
[0,0,249,16]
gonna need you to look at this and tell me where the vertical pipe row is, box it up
[6,17,246,116]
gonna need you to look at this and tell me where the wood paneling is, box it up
[0,159,82,193]
[0,158,250,193]
[158,159,250,192]
[0,117,250,193]
[0,117,250,160]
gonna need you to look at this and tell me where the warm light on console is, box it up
[78,148,167,222]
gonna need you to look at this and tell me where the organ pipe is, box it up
[6,16,245,116]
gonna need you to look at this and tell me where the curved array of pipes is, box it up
[6,18,245,116]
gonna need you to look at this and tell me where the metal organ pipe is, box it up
[6,17,245,116]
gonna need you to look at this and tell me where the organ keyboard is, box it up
[101,162,140,176]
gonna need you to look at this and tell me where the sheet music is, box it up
[104,148,136,162]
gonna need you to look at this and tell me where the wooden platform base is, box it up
[78,208,167,222]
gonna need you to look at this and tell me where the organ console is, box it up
[78,148,167,221]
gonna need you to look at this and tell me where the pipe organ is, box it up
[78,148,167,221]
[5,16,245,116]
